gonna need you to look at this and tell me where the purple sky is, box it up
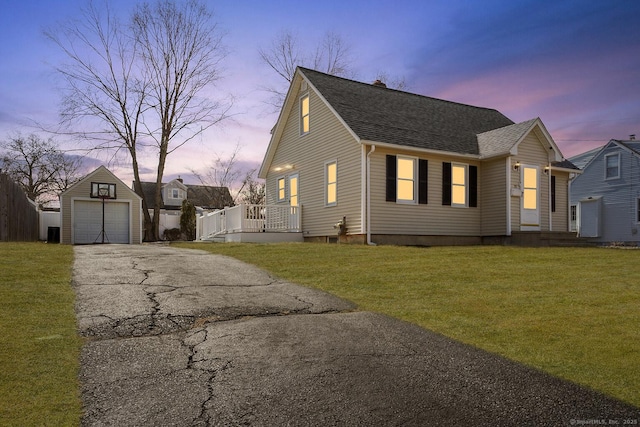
[1,0,639,185]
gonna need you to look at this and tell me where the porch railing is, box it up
[196,204,301,241]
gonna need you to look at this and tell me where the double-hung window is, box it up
[397,156,416,203]
[277,177,286,202]
[605,153,620,179]
[385,155,428,204]
[300,95,310,135]
[325,161,337,206]
[442,162,477,207]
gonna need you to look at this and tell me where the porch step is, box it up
[510,231,597,247]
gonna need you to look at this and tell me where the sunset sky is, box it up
[1,0,639,185]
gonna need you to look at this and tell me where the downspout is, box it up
[367,145,377,245]
[548,164,553,231]
[506,157,512,236]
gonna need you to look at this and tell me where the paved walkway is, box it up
[73,244,640,426]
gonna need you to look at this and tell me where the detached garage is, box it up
[60,166,142,244]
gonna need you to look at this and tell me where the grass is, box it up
[176,242,640,407]
[0,242,83,427]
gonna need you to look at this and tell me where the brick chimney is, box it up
[372,79,387,88]
[177,176,183,183]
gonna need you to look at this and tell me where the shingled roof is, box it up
[299,67,515,155]
[135,181,233,210]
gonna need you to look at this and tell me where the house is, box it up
[258,67,580,245]
[60,165,143,244]
[569,137,640,244]
[136,178,233,237]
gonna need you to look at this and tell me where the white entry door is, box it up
[520,165,540,230]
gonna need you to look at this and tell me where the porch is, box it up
[195,204,303,243]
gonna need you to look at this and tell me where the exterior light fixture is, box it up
[513,161,520,171]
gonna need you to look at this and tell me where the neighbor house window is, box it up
[325,161,337,206]
[637,198,640,223]
[442,162,477,207]
[277,177,286,202]
[386,155,428,204]
[605,153,620,179]
[570,205,577,231]
[170,188,184,199]
[300,94,310,135]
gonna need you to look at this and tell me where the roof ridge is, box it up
[298,66,510,117]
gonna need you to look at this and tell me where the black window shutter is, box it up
[442,162,452,205]
[469,165,478,208]
[419,159,428,204]
[386,155,397,202]
[551,175,556,212]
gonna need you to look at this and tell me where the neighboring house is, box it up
[258,67,580,245]
[136,178,233,237]
[60,165,143,244]
[569,138,640,244]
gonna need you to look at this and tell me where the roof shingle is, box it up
[300,67,515,155]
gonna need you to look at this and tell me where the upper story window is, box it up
[325,161,337,206]
[300,94,310,135]
[605,153,620,179]
[169,188,185,199]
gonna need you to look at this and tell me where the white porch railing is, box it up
[196,204,301,241]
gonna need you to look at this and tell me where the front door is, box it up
[289,174,299,207]
[520,165,540,230]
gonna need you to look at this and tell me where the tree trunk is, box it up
[152,144,169,241]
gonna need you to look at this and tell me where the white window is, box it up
[605,153,620,179]
[277,177,286,202]
[451,163,467,207]
[397,156,416,203]
[300,95,309,135]
[325,161,337,206]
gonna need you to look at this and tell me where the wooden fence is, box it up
[0,173,39,241]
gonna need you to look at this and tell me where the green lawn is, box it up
[176,242,640,407]
[0,243,83,427]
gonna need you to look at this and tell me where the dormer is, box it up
[162,178,188,207]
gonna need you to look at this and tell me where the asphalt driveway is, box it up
[73,244,640,426]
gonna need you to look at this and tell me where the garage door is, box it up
[74,201,130,244]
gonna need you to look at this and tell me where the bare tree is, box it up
[258,29,353,109]
[0,133,82,204]
[190,143,253,204]
[312,31,352,77]
[238,174,265,205]
[46,0,230,240]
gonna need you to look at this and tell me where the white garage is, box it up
[60,166,143,245]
